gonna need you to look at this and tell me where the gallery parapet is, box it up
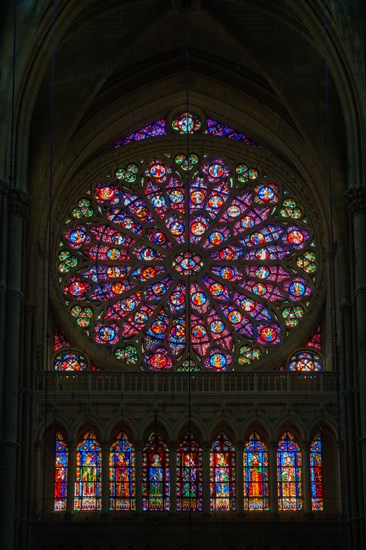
[35,370,337,396]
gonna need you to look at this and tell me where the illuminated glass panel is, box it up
[109,433,136,511]
[310,433,324,511]
[177,433,203,511]
[206,118,261,148]
[172,112,201,134]
[277,432,303,511]
[306,326,322,350]
[143,433,170,511]
[74,432,102,511]
[54,433,68,511]
[113,119,167,148]
[288,350,322,372]
[210,433,235,511]
[243,432,269,510]
[58,143,318,371]
[53,326,70,352]
[54,351,88,371]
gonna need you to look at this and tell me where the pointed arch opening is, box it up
[243,431,269,511]
[177,432,203,511]
[210,432,235,511]
[109,432,136,511]
[74,431,102,511]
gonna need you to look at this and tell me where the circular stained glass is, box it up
[58,155,317,371]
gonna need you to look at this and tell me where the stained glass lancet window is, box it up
[310,433,324,511]
[54,433,68,511]
[142,432,170,511]
[74,432,102,511]
[58,142,319,371]
[210,433,235,511]
[109,433,136,510]
[243,432,269,511]
[177,433,203,511]
[277,432,303,511]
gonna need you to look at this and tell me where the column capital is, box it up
[8,188,30,216]
[345,185,366,214]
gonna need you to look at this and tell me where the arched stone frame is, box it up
[242,423,271,513]
[307,420,340,514]
[34,418,71,516]
[49,127,329,374]
[275,422,305,513]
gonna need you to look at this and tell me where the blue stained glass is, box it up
[206,118,262,149]
[113,119,167,148]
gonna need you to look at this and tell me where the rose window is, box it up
[58,153,317,371]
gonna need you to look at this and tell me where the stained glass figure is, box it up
[210,433,235,511]
[143,433,170,511]
[54,351,88,371]
[277,432,303,511]
[74,432,102,511]
[53,326,70,352]
[54,433,68,511]
[288,350,323,372]
[58,147,318,372]
[113,119,167,148]
[243,432,269,510]
[177,433,203,511]
[109,433,136,510]
[306,326,322,350]
[310,433,324,511]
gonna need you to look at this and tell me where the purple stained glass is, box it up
[206,119,262,149]
[113,119,167,148]
[58,150,318,372]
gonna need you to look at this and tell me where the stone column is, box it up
[66,442,76,518]
[0,189,29,550]
[168,441,177,513]
[345,185,366,543]
[135,440,143,513]
[302,441,312,517]
[269,441,279,518]
[202,441,211,515]
[235,441,244,515]
[101,442,110,515]
[0,181,8,546]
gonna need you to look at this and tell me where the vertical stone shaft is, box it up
[0,190,29,550]
[346,185,366,544]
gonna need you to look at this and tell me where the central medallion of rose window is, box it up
[59,155,317,372]
[173,251,203,276]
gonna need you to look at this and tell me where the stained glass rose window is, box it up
[57,134,318,371]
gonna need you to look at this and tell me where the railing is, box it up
[34,371,338,395]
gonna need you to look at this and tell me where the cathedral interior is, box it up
[1,1,366,549]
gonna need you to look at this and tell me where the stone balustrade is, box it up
[34,371,337,397]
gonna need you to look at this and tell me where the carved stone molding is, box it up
[345,185,366,214]
[8,188,30,216]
